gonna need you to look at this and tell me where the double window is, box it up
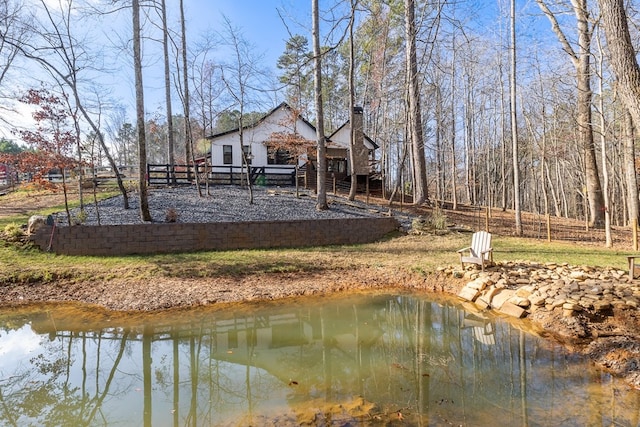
[327,158,346,174]
[267,146,292,165]
[222,145,252,165]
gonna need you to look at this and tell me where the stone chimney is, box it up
[352,106,368,175]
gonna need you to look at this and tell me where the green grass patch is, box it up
[0,188,120,229]
[492,236,630,270]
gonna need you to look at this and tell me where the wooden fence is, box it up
[147,164,297,187]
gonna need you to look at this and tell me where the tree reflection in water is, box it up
[0,293,638,426]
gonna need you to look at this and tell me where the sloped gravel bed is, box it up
[56,185,401,226]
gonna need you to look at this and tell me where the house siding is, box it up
[209,107,316,168]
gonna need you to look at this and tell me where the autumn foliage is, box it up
[264,105,314,162]
[6,88,79,187]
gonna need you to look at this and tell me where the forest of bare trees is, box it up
[1,0,640,239]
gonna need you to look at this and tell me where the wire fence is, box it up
[448,205,637,250]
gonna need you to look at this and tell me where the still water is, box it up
[0,292,638,426]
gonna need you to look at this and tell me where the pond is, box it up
[0,292,638,426]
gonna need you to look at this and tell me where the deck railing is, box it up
[147,164,296,186]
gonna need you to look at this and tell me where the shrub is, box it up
[430,207,448,231]
[2,223,25,242]
[73,210,88,225]
[410,208,448,235]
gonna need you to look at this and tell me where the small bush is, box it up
[430,207,448,230]
[73,210,88,225]
[2,223,25,242]
[410,208,448,235]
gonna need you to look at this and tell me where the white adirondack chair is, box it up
[457,231,493,271]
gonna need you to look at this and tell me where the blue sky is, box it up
[1,0,312,140]
[131,0,313,114]
[3,0,547,141]
[187,0,311,70]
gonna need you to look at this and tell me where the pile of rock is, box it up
[446,261,640,319]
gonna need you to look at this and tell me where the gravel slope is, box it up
[57,185,393,226]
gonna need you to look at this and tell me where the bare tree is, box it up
[510,0,522,235]
[597,0,640,135]
[595,28,612,246]
[178,0,201,194]
[597,0,640,237]
[133,0,151,221]
[348,0,358,201]
[160,0,175,184]
[623,109,639,227]
[218,16,268,204]
[404,0,428,205]
[2,0,131,209]
[0,0,25,127]
[312,0,328,210]
[190,34,223,140]
[536,0,604,228]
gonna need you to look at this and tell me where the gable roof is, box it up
[206,102,379,151]
[206,102,317,141]
[328,121,379,150]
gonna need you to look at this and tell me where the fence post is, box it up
[485,207,489,232]
[546,213,551,242]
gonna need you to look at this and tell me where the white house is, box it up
[206,102,377,187]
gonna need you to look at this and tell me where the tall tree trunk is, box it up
[510,0,522,235]
[464,71,475,205]
[623,110,639,225]
[596,32,612,247]
[537,0,604,228]
[133,0,151,222]
[598,0,640,118]
[576,1,603,228]
[180,0,201,195]
[312,0,328,210]
[450,40,458,211]
[161,0,175,184]
[500,60,507,212]
[434,84,443,204]
[405,0,428,205]
[348,0,358,201]
[598,0,640,231]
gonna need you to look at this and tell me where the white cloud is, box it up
[0,325,43,359]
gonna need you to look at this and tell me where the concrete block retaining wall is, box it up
[29,217,400,256]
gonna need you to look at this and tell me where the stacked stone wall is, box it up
[29,217,399,256]
[451,261,640,318]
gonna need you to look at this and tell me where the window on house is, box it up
[267,146,292,165]
[327,159,346,174]
[223,145,232,164]
[242,145,252,164]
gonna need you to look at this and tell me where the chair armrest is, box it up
[457,246,472,254]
